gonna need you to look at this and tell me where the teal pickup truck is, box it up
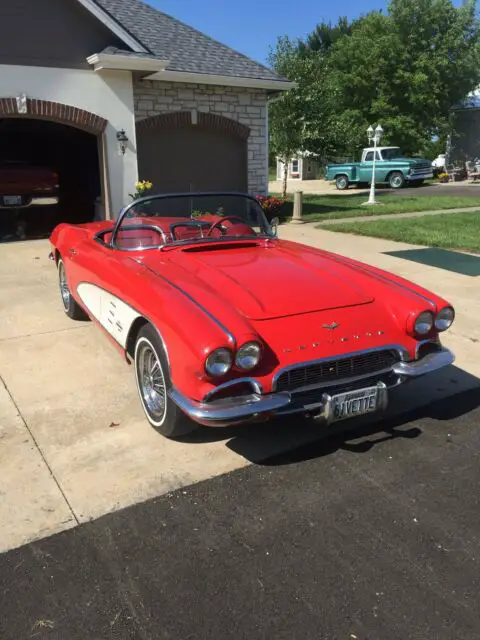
[325,146,433,190]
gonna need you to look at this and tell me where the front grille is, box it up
[412,164,431,175]
[275,349,400,392]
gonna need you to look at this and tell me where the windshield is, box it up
[381,148,402,160]
[112,193,272,251]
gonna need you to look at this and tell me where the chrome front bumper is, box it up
[171,347,455,428]
[406,172,433,181]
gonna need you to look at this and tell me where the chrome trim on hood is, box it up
[139,261,236,347]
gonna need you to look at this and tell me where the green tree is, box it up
[298,17,353,55]
[268,37,348,189]
[329,0,480,152]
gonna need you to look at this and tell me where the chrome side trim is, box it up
[272,344,408,391]
[140,261,236,347]
[169,387,291,428]
[202,377,263,402]
[73,280,171,371]
[393,348,454,377]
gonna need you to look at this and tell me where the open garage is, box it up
[0,117,101,242]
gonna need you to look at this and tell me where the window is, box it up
[364,151,381,161]
[291,159,299,173]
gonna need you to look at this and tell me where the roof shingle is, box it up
[93,0,285,82]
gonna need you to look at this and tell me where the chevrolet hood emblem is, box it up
[322,321,340,330]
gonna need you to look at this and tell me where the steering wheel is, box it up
[207,215,249,237]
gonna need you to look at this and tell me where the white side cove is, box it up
[77,283,141,348]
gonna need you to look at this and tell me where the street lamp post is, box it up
[363,124,384,206]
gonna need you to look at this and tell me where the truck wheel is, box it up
[335,175,349,190]
[388,172,405,189]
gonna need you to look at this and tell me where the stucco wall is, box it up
[0,64,138,216]
[133,79,268,195]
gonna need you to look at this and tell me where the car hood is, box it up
[141,242,374,321]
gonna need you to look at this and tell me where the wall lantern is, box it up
[116,129,129,156]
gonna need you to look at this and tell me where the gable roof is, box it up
[90,0,287,83]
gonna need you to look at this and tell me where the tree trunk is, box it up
[282,159,288,200]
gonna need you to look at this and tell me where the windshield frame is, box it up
[110,191,276,252]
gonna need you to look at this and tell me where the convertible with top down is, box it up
[49,192,455,438]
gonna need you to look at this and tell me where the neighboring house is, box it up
[450,89,480,163]
[0,0,293,222]
[276,152,320,181]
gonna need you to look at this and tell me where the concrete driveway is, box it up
[0,236,478,553]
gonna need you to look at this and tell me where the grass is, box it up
[274,191,480,222]
[324,210,480,253]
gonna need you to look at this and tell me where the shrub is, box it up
[256,195,284,220]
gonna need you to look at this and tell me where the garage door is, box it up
[136,113,249,194]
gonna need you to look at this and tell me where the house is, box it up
[275,152,321,181]
[0,0,293,232]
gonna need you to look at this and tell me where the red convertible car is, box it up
[49,192,455,438]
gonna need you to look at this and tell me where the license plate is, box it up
[3,195,22,206]
[331,385,382,423]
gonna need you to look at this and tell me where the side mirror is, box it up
[270,216,279,236]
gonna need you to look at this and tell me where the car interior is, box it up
[97,216,258,250]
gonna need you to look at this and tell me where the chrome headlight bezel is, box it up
[435,306,455,331]
[414,310,434,335]
[205,348,233,377]
[235,341,262,371]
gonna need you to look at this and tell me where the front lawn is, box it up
[275,192,480,222]
[324,210,480,253]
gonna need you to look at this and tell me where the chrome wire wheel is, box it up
[136,338,167,426]
[58,260,71,311]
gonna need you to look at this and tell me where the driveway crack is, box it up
[0,374,80,526]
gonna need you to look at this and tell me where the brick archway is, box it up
[0,98,107,135]
[136,110,250,140]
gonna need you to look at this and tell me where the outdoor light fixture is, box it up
[116,129,129,156]
[363,123,384,206]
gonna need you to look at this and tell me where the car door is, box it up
[65,231,143,349]
[358,151,379,182]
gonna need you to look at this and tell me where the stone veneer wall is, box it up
[133,80,268,195]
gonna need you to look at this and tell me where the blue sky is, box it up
[151,0,388,65]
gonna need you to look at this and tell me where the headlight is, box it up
[235,341,262,371]
[414,311,434,335]
[435,307,455,331]
[205,348,233,377]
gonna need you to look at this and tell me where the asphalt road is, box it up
[1,387,479,640]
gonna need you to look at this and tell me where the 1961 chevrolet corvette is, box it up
[49,192,455,438]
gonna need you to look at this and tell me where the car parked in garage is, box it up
[49,192,455,439]
[0,160,59,210]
